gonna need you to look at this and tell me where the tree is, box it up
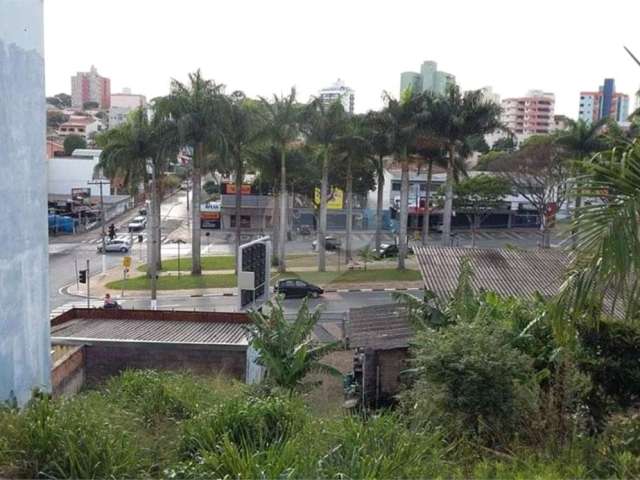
[247,297,341,391]
[47,110,69,129]
[422,86,502,246]
[491,136,516,152]
[303,98,348,271]
[466,133,490,154]
[474,150,506,171]
[380,90,425,270]
[451,174,511,247]
[257,88,300,273]
[415,136,447,244]
[488,135,569,248]
[364,111,394,251]
[155,70,226,275]
[83,101,99,110]
[46,93,71,109]
[358,245,376,270]
[63,134,86,155]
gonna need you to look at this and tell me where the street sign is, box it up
[122,256,132,268]
[237,236,271,310]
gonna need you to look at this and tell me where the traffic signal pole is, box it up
[86,259,90,308]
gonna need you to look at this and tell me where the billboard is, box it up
[238,236,271,310]
[314,187,344,209]
[225,183,252,195]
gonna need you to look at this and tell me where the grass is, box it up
[107,273,237,290]
[139,255,236,272]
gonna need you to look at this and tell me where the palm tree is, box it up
[155,70,225,276]
[302,98,348,272]
[364,111,394,251]
[257,88,300,273]
[219,92,263,268]
[414,136,447,245]
[380,90,425,270]
[422,86,501,246]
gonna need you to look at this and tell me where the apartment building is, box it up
[501,90,555,140]
[579,78,629,125]
[71,65,111,109]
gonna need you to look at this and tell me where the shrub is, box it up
[181,394,306,456]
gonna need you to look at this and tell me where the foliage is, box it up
[452,174,511,219]
[247,297,341,390]
[46,110,69,128]
[62,134,86,155]
[491,136,516,152]
[46,93,71,109]
[202,179,219,195]
[474,150,506,171]
[466,133,490,153]
[358,245,377,270]
[82,101,99,110]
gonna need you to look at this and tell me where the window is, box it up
[295,280,307,287]
[230,215,251,228]
[392,182,401,191]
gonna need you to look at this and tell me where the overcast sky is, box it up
[44,0,640,117]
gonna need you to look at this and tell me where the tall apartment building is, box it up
[400,60,456,96]
[319,79,354,114]
[500,90,555,139]
[578,78,629,125]
[71,65,111,109]
[109,88,147,127]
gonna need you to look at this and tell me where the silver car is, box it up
[128,215,147,231]
[97,239,131,253]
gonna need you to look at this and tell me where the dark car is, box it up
[374,243,414,259]
[274,278,324,299]
[312,235,341,251]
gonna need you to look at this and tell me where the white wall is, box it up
[47,157,109,196]
[0,0,51,405]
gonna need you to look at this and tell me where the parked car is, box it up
[274,278,324,299]
[97,239,131,253]
[128,215,147,232]
[312,235,341,251]
[373,243,414,259]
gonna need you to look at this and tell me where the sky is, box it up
[44,0,640,117]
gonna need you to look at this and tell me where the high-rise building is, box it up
[71,65,111,109]
[109,88,147,127]
[318,79,354,114]
[578,78,629,125]
[501,90,555,139]
[400,60,456,96]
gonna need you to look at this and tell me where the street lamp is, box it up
[88,178,110,274]
[174,239,186,279]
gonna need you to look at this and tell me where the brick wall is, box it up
[377,348,409,398]
[83,344,247,387]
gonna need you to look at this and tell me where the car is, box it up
[311,235,341,251]
[373,243,413,258]
[97,239,131,253]
[128,215,147,232]
[274,278,324,299]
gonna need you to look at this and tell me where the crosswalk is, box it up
[81,233,171,245]
[50,300,112,319]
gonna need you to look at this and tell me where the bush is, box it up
[405,320,538,445]
[593,414,640,477]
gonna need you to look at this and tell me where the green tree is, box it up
[303,98,349,271]
[358,245,376,270]
[415,136,447,244]
[46,92,71,108]
[247,297,341,391]
[474,150,506,171]
[155,70,226,275]
[491,136,516,152]
[257,88,300,273]
[83,101,99,110]
[466,133,490,154]
[452,174,511,247]
[47,110,69,129]
[422,86,502,246]
[63,134,86,155]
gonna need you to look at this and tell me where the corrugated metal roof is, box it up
[51,318,248,347]
[414,245,568,299]
[348,304,412,350]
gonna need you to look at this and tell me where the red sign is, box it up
[225,183,251,195]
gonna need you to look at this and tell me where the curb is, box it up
[324,287,422,294]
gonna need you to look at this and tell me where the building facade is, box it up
[501,90,555,140]
[319,79,354,113]
[71,65,111,109]
[579,78,630,125]
[57,116,103,139]
[400,60,456,96]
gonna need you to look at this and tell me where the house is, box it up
[50,308,262,396]
[57,116,104,139]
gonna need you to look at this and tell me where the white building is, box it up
[57,115,104,139]
[108,88,146,128]
[108,106,131,128]
[47,149,110,196]
[319,79,355,114]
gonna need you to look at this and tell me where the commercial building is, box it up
[71,65,111,109]
[579,78,630,125]
[400,60,456,96]
[501,90,555,140]
[319,79,355,113]
[1,0,51,405]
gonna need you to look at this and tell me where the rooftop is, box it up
[347,304,412,350]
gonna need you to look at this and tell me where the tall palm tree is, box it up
[155,70,225,275]
[414,136,447,245]
[257,88,300,273]
[422,86,501,246]
[380,90,425,270]
[364,111,394,251]
[219,92,263,268]
[302,98,348,271]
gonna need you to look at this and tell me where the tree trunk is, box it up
[191,143,203,275]
[375,160,384,251]
[471,214,477,248]
[571,192,582,250]
[234,153,243,274]
[345,156,353,263]
[441,145,455,246]
[398,150,409,270]
[318,148,328,272]
[278,147,287,273]
[421,158,433,246]
[540,212,551,248]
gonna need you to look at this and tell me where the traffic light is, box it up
[78,269,87,284]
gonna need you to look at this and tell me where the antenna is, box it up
[624,46,640,68]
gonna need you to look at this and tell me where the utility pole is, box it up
[88,178,110,274]
[148,161,158,310]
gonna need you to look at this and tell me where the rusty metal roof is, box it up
[51,318,248,347]
[414,245,568,299]
[347,304,412,350]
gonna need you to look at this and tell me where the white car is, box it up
[97,238,131,253]
[128,215,147,232]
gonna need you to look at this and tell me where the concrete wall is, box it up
[47,156,108,195]
[51,346,85,398]
[0,0,51,405]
